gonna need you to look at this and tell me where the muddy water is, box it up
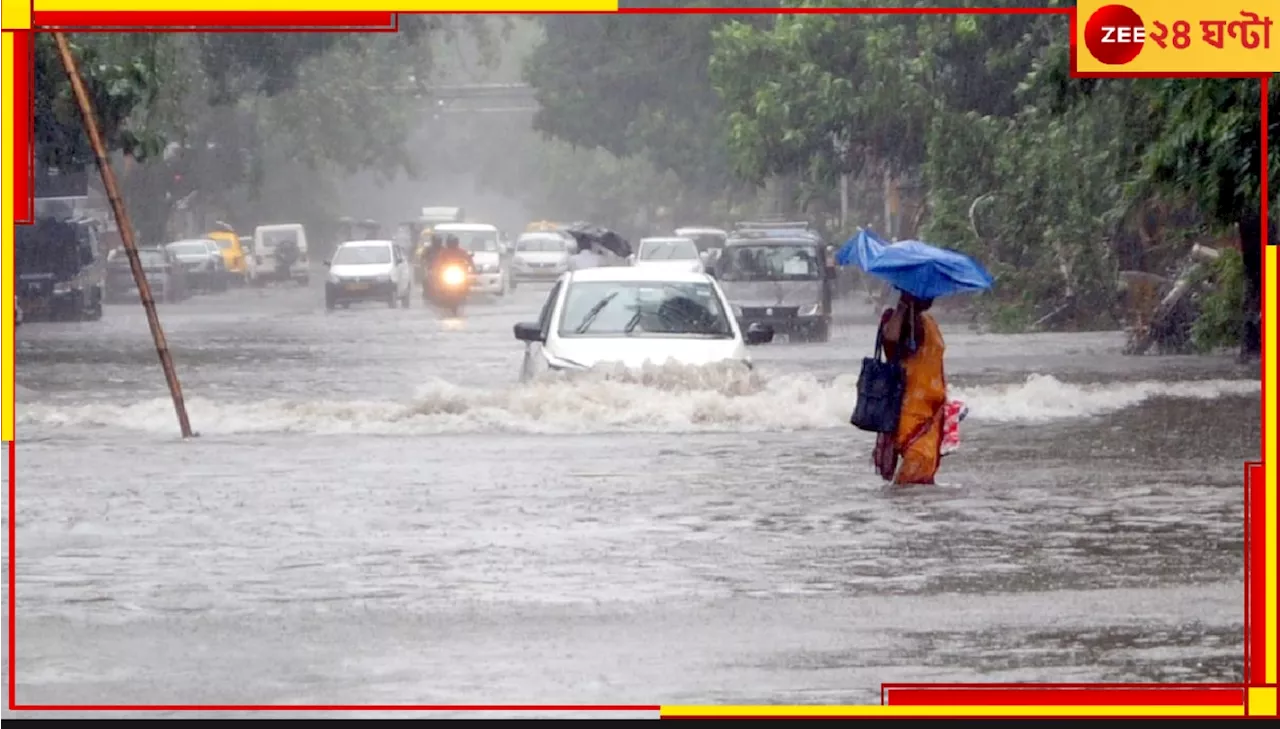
[2,282,1259,717]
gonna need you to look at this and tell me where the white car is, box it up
[512,231,572,283]
[512,267,775,374]
[323,239,413,310]
[631,236,705,274]
[432,222,512,295]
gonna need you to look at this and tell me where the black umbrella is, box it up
[564,221,632,259]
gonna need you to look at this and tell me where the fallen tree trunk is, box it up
[1124,244,1220,355]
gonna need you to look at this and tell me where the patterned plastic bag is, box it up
[940,399,968,456]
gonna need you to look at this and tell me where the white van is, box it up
[250,223,310,286]
[432,222,513,296]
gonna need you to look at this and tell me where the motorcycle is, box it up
[425,259,472,316]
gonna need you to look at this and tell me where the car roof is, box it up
[434,223,497,232]
[337,239,393,248]
[256,223,303,231]
[674,227,727,235]
[640,236,696,244]
[517,231,568,239]
[567,267,714,285]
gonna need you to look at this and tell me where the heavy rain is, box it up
[3,1,1265,717]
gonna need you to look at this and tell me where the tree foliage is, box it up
[33,22,503,242]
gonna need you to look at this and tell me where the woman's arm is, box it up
[881,298,909,343]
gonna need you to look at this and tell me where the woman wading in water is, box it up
[872,291,950,485]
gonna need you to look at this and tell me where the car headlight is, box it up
[479,263,498,274]
[327,273,341,284]
[799,303,821,317]
[53,281,75,294]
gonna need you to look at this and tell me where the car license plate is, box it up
[345,282,369,291]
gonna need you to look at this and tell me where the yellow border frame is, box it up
[0,2,1275,718]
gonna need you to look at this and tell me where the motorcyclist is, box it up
[421,234,445,298]
[439,235,473,270]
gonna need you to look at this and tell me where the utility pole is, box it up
[53,32,194,438]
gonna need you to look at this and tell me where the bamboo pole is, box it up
[53,32,194,438]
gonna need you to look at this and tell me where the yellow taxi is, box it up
[207,227,249,282]
[525,220,565,234]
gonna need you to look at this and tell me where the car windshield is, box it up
[558,280,733,338]
[450,231,499,252]
[639,240,699,260]
[167,241,210,256]
[260,230,298,249]
[717,243,822,281]
[516,236,566,252]
[332,245,391,265]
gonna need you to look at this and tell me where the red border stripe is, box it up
[33,12,397,29]
[5,6,1271,716]
[11,30,32,225]
[883,686,1246,707]
[1247,462,1267,684]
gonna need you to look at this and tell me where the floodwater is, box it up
[2,277,1260,717]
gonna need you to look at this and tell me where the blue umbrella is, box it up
[836,229,994,300]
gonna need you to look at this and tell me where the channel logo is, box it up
[1083,4,1147,65]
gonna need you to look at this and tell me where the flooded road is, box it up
[3,278,1259,716]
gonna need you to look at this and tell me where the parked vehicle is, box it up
[106,246,190,303]
[207,224,249,284]
[250,223,310,286]
[15,216,105,322]
[166,238,229,293]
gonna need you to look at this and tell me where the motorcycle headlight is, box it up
[441,266,468,287]
[799,303,821,317]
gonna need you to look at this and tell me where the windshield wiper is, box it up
[623,309,643,334]
[574,292,618,334]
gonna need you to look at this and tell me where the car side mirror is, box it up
[744,322,774,346]
[514,321,544,343]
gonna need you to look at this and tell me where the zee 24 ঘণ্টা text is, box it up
[1144,11,1273,51]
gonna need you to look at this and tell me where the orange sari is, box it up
[874,311,947,485]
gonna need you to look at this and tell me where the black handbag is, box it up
[850,327,907,433]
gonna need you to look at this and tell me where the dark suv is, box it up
[15,216,105,322]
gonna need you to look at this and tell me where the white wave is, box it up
[15,365,1259,436]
